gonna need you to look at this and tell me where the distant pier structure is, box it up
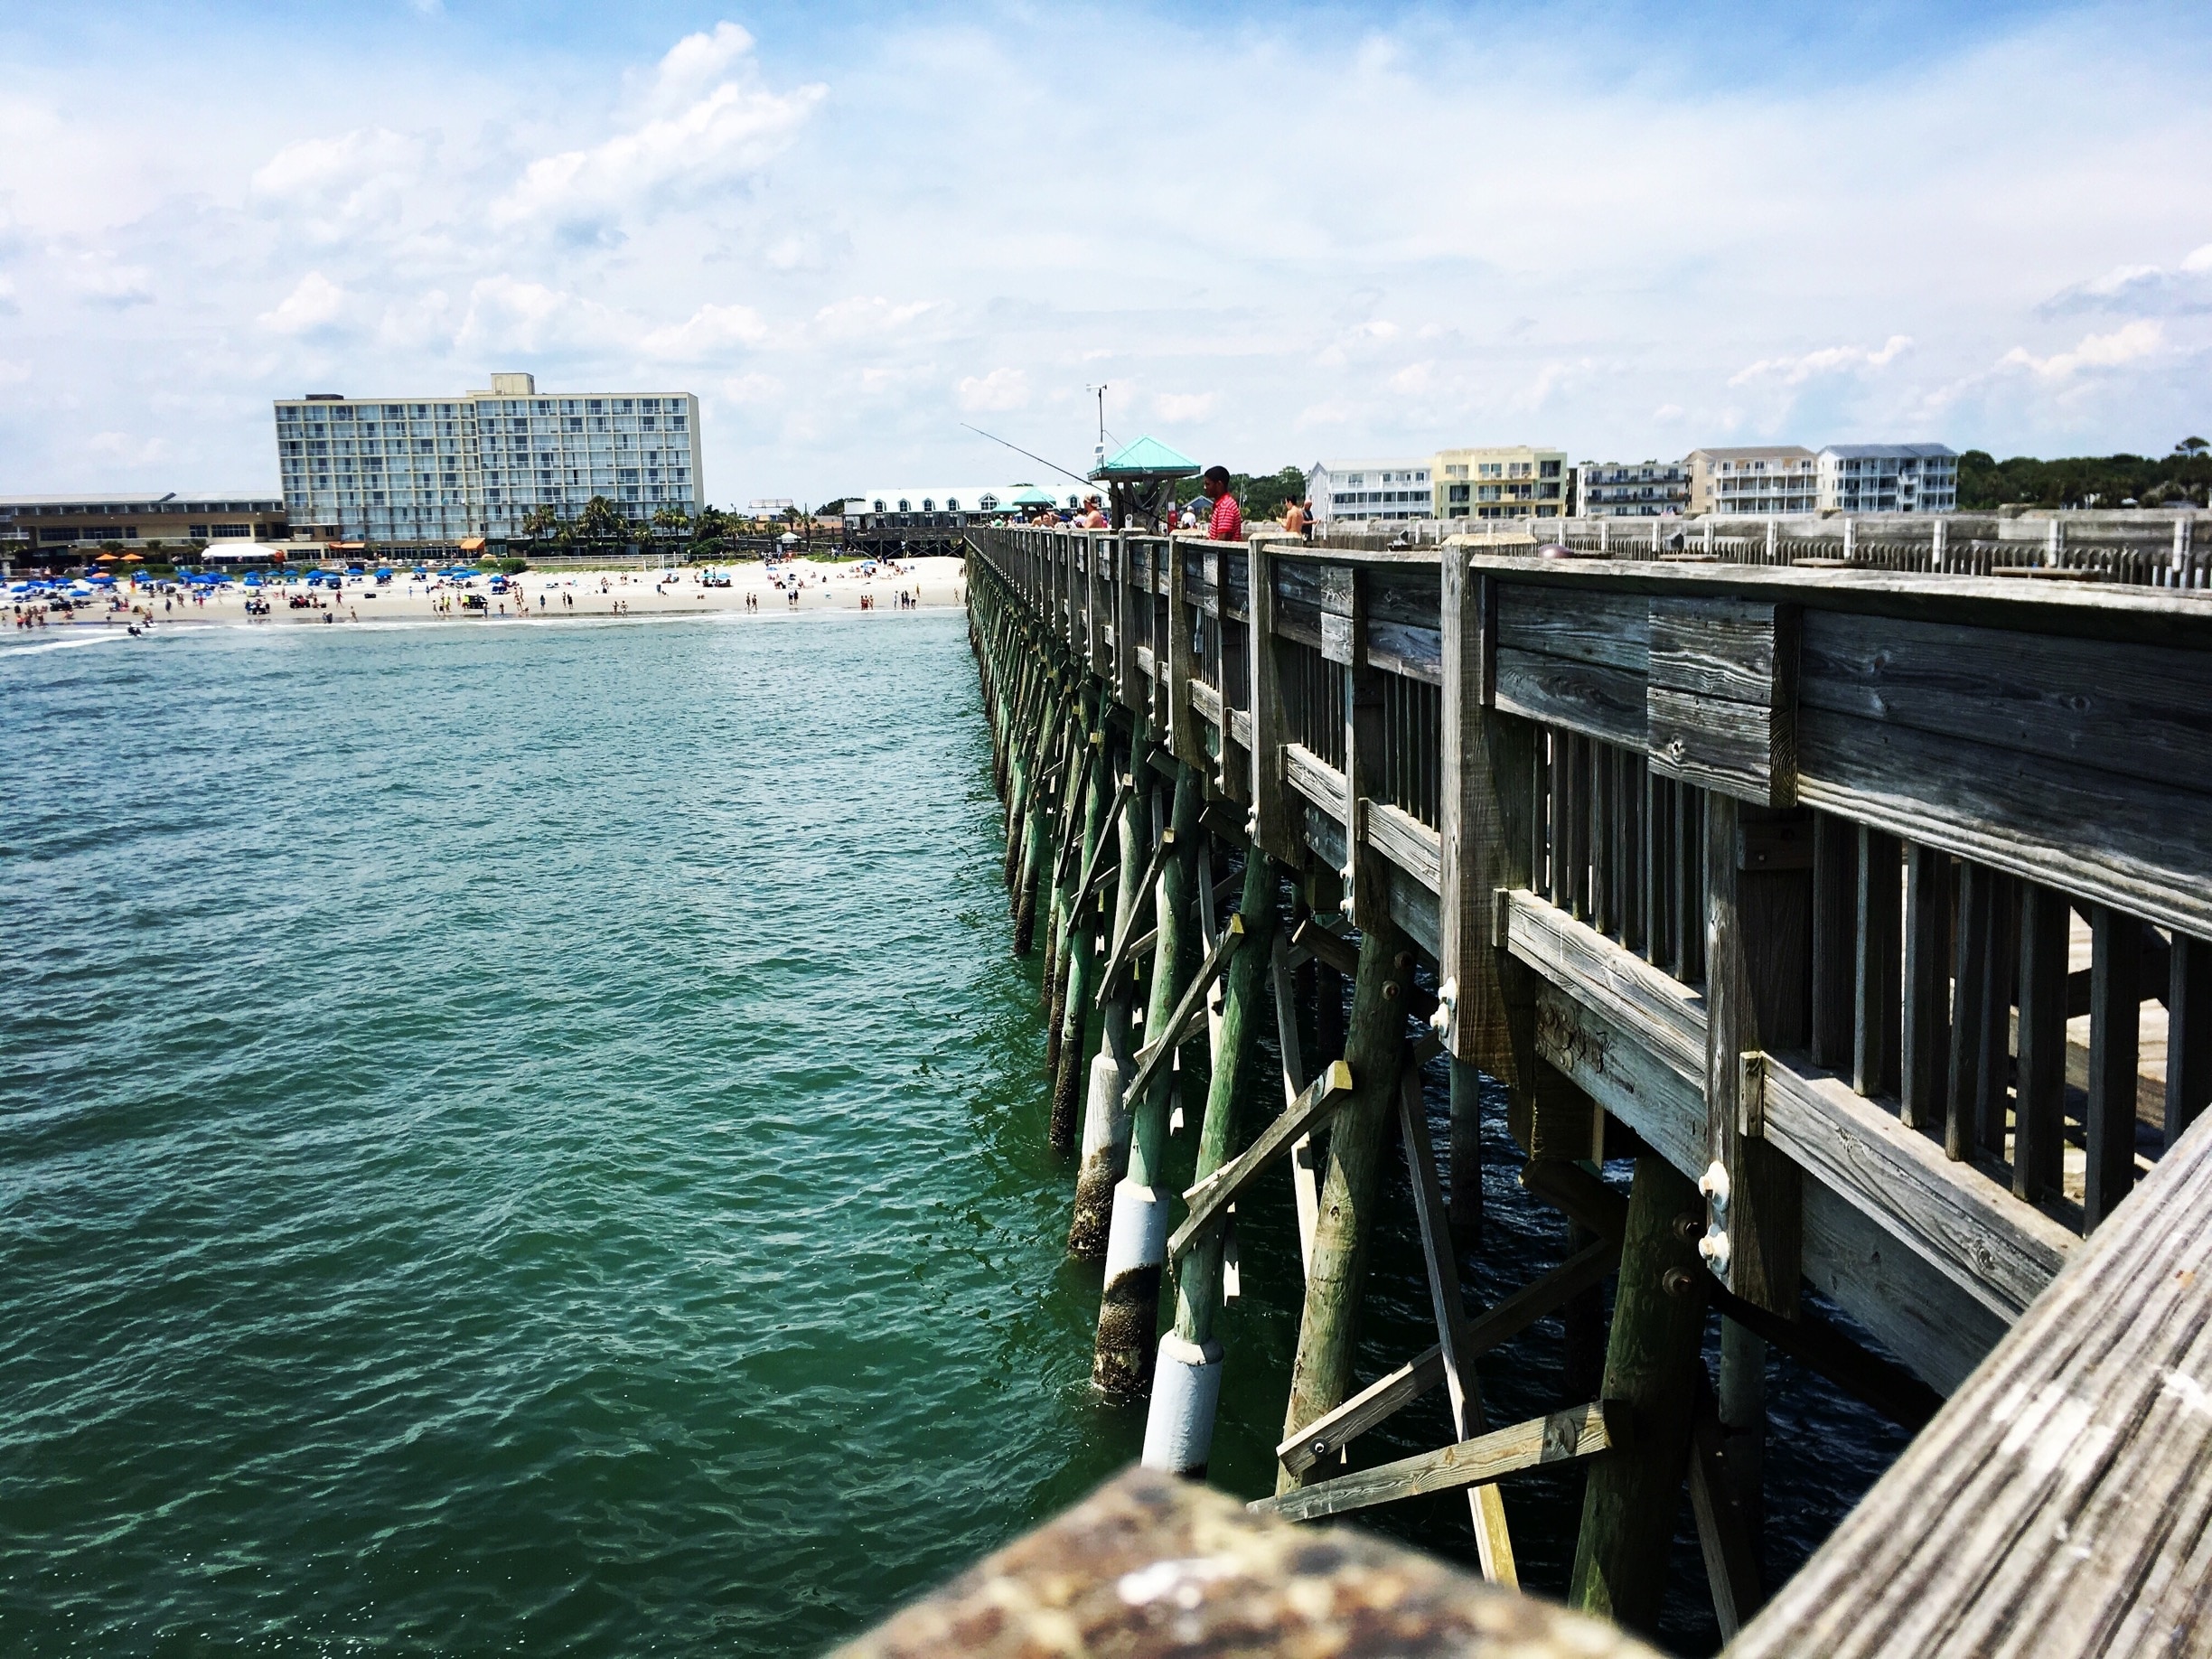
[921,512,2212,1656]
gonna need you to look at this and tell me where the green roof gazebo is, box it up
[1089,436,1201,530]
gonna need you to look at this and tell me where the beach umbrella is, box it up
[122,552,145,562]
[95,551,119,562]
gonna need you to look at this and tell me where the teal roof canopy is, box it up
[1090,436,1200,481]
[1010,485,1058,506]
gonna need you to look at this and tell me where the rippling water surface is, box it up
[1,613,1898,1654]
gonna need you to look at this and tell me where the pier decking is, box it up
[949,522,2212,1653]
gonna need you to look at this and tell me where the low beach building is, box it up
[1818,443,1958,513]
[0,493,287,563]
[1432,446,1569,520]
[273,372,704,551]
[844,485,1091,533]
[1687,445,1820,516]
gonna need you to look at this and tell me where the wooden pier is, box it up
[953,521,2212,1654]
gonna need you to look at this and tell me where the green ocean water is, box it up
[1,611,1899,1654]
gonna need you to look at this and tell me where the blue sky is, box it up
[2,0,2208,504]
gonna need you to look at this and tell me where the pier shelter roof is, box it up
[1089,436,1200,482]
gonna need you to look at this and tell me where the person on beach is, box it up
[1200,466,1244,541]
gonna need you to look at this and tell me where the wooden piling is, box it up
[1048,729,1113,1152]
[1146,849,1279,1474]
[1069,773,1151,1257]
[1093,762,1203,1399]
[1276,911,1412,1492]
[1569,1155,1710,1636]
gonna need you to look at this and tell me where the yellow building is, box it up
[1686,446,1819,516]
[1433,445,1569,520]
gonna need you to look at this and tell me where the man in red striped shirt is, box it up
[1200,465,1243,541]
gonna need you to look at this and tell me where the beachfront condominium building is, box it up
[1307,459,1434,524]
[1433,446,1569,520]
[273,373,705,548]
[1572,459,1691,518]
[1818,444,1958,513]
[1687,446,1819,516]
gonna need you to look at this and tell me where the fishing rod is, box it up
[961,424,1100,492]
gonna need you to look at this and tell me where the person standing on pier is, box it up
[1201,466,1243,540]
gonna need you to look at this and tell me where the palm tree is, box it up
[651,505,690,539]
[577,495,623,542]
[521,504,560,540]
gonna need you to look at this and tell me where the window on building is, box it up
[1539,461,1561,479]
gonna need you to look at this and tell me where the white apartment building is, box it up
[1307,459,1434,523]
[1818,444,1958,513]
[274,372,705,548]
[1434,446,1569,520]
[1687,447,1820,516]
[1572,459,1691,518]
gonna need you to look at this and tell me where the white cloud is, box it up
[260,271,350,334]
[641,302,771,358]
[492,30,823,235]
[1730,335,1912,387]
[454,275,628,355]
[87,430,172,465]
[5,8,2212,501]
[0,358,30,384]
[70,258,153,309]
[1154,390,1217,420]
[250,128,426,239]
[957,367,1028,411]
[654,22,757,100]
[0,274,16,316]
[811,295,935,339]
[1998,321,2162,379]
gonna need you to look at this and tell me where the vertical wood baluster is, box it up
[1853,829,1903,1101]
[1945,863,1992,1162]
[1900,847,1953,1133]
[2085,906,2142,1230]
[2013,882,2069,1203]
[1810,814,1855,1073]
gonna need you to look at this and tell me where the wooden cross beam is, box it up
[1251,1401,1622,1524]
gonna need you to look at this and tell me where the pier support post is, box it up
[1569,1154,1710,1636]
[1145,850,1279,1475]
[1070,771,1151,1256]
[1093,762,1203,1398]
[1043,707,1101,1083]
[1049,726,1113,1151]
[1275,908,1412,1492]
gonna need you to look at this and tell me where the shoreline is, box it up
[8,554,970,634]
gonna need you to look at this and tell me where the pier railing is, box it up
[961,521,2212,1653]
[1319,508,2212,590]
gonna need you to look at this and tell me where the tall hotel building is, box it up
[274,372,704,548]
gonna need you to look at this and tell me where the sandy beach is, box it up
[10,555,969,632]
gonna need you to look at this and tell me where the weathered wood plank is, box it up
[1254,1402,1620,1523]
[1283,742,1349,824]
[1729,1111,2212,1659]
[1498,584,1651,672]
[1495,649,1647,750]
[1648,685,1795,807]
[1648,596,1792,708]
[1797,610,2212,796]
[1275,1236,1619,1476]
[1504,891,1708,1085]
[1795,704,2212,941]
[1366,800,1441,892]
[1170,1061,1354,1259]
[1534,981,1707,1180]
[1755,1052,2075,1320]
[1367,618,1443,686]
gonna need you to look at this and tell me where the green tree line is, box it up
[1960,440,2208,509]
